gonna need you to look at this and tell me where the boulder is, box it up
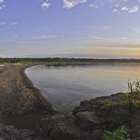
[0,123,34,140]
[75,111,101,131]
[39,114,82,140]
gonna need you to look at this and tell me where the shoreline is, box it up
[0,62,140,139]
[0,62,139,127]
[0,63,56,129]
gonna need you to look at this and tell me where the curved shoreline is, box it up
[0,63,56,129]
[0,63,140,139]
[22,64,55,114]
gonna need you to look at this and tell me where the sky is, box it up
[0,0,140,58]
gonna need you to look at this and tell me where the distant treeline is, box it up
[0,57,140,63]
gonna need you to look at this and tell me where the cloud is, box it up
[103,0,140,14]
[121,6,129,11]
[0,4,6,10]
[35,35,57,40]
[10,22,18,26]
[107,0,127,4]
[113,8,120,13]
[89,1,105,9]
[41,2,51,9]
[89,2,104,9]
[121,6,139,13]
[130,27,140,34]
[63,0,88,9]
[89,4,98,9]
[40,35,57,39]
[128,6,139,13]
[113,9,118,12]
[0,0,4,3]
[0,0,5,10]
[0,22,6,26]
[91,36,103,40]
[108,0,129,2]
[0,22,18,27]
[89,4,95,7]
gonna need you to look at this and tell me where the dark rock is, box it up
[127,110,140,139]
[39,114,82,140]
[133,138,140,140]
[73,92,140,139]
[37,114,103,140]
[75,111,101,131]
[0,123,34,140]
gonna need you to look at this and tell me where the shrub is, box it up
[102,126,131,140]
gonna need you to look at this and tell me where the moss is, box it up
[132,99,140,107]
[102,126,131,140]
[101,100,117,109]
[89,97,99,104]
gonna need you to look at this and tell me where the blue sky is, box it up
[0,0,140,58]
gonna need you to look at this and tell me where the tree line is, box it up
[0,57,140,63]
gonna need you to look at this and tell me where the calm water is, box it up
[25,64,140,113]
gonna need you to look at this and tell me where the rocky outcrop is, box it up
[1,91,140,140]
[38,115,82,140]
[34,114,100,140]
[72,92,140,140]
[34,92,140,140]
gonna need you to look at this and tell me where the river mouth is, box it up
[25,63,140,114]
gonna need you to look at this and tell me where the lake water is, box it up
[25,63,140,113]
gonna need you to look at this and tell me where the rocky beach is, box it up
[0,63,140,140]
